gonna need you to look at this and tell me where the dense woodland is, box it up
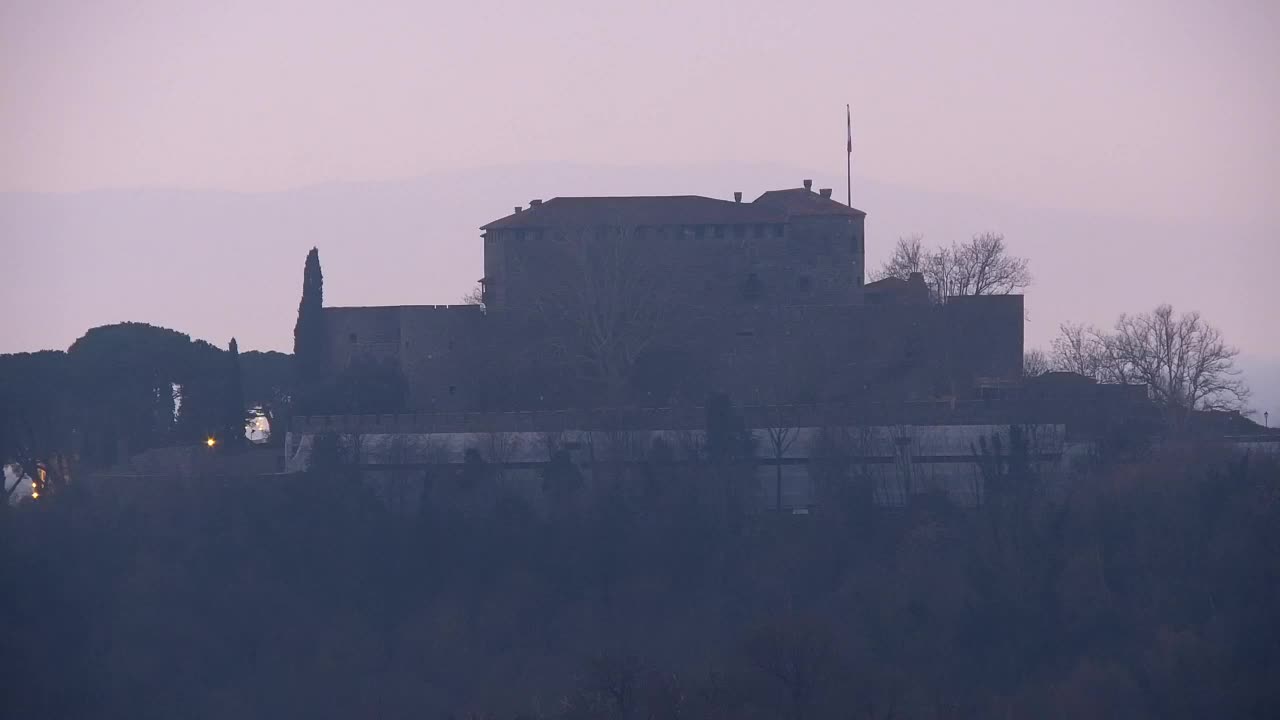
[3,435,1278,718]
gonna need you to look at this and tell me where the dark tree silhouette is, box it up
[292,247,326,411]
[219,338,245,449]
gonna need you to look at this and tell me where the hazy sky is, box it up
[4,0,1278,220]
[2,0,1278,416]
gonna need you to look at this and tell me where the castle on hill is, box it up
[320,179,1023,412]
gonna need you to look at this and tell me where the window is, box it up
[797,275,812,292]
[515,230,526,241]
[752,224,764,238]
[851,234,861,254]
[743,272,762,301]
[773,224,785,237]
[694,226,706,239]
[349,332,358,343]
[713,225,725,238]
[736,330,756,337]
[448,338,455,350]
[733,224,746,239]
[448,385,457,396]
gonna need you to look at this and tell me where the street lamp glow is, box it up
[205,437,216,448]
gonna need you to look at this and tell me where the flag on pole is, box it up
[846,104,852,153]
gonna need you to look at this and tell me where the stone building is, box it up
[320,180,1023,412]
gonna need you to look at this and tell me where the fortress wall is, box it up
[696,300,1022,404]
[940,295,1024,382]
[320,298,1026,413]
[322,306,404,372]
[490,216,863,316]
[396,304,486,410]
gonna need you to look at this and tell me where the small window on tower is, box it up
[349,333,358,343]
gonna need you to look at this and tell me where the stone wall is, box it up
[483,214,864,315]
[320,294,1025,412]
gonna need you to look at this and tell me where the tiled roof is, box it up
[480,187,867,231]
[863,276,912,291]
[481,195,784,230]
[753,188,867,217]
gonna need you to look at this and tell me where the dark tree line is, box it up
[1,324,293,494]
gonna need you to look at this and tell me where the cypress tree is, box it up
[293,248,325,412]
[221,338,245,448]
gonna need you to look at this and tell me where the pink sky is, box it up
[3,0,1277,221]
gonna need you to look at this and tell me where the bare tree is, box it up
[872,234,926,281]
[460,282,485,306]
[1049,322,1109,380]
[948,232,1032,296]
[764,420,800,513]
[1023,349,1051,378]
[1049,306,1249,415]
[876,232,1031,301]
[1106,305,1248,414]
[534,225,678,403]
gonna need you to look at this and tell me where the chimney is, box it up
[733,191,743,203]
[529,199,542,206]
[819,188,832,199]
[514,206,522,213]
[803,179,813,191]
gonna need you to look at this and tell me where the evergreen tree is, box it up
[220,338,245,448]
[293,248,325,412]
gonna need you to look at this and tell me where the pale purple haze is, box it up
[2,0,1277,417]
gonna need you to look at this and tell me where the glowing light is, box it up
[32,466,46,500]
[206,437,217,448]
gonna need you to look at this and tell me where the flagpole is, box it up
[846,104,852,207]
